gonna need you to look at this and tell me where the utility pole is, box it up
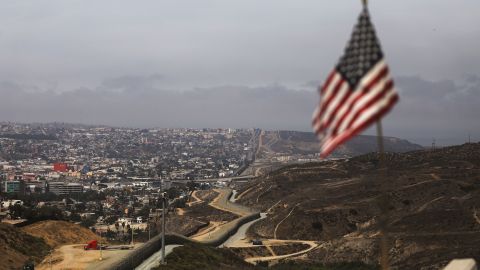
[99,231,103,261]
[161,191,166,265]
[131,225,134,246]
[148,221,151,241]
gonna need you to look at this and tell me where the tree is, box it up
[166,187,180,200]
[138,206,151,220]
[8,204,24,219]
[80,217,96,228]
[186,181,197,201]
[36,206,64,220]
[104,215,117,225]
[105,229,116,239]
[69,211,81,222]
[186,181,197,193]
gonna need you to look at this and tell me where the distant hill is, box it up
[270,131,423,157]
[238,143,480,269]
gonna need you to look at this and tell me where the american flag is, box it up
[312,8,398,158]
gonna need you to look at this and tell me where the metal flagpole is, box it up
[357,2,390,268]
[376,120,390,270]
[161,191,166,265]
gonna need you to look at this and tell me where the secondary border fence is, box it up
[110,189,260,270]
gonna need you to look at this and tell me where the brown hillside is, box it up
[238,143,480,269]
[0,223,50,270]
[22,220,102,247]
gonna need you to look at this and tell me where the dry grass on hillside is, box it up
[22,220,102,247]
[0,223,49,270]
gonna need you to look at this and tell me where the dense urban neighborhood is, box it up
[0,123,256,234]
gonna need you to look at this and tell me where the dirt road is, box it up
[244,240,319,263]
[36,244,142,270]
[187,190,203,206]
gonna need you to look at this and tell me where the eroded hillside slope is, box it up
[238,143,480,269]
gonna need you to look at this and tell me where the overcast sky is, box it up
[0,0,479,145]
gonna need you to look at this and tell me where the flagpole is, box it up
[360,0,389,267]
[376,120,390,270]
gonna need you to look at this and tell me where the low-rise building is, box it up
[47,181,83,195]
[3,180,26,195]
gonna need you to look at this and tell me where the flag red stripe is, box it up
[320,70,336,95]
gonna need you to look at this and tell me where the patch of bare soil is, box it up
[0,223,50,270]
[270,243,311,256]
[186,201,239,223]
[229,246,272,259]
[165,215,208,236]
[195,190,219,202]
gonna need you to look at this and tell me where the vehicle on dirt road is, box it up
[84,240,133,250]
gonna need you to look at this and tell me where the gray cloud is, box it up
[0,74,479,146]
[0,1,479,89]
[384,75,480,146]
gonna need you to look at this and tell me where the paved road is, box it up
[229,190,238,202]
[209,188,255,217]
[135,245,182,270]
[192,188,255,242]
[220,213,267,248]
